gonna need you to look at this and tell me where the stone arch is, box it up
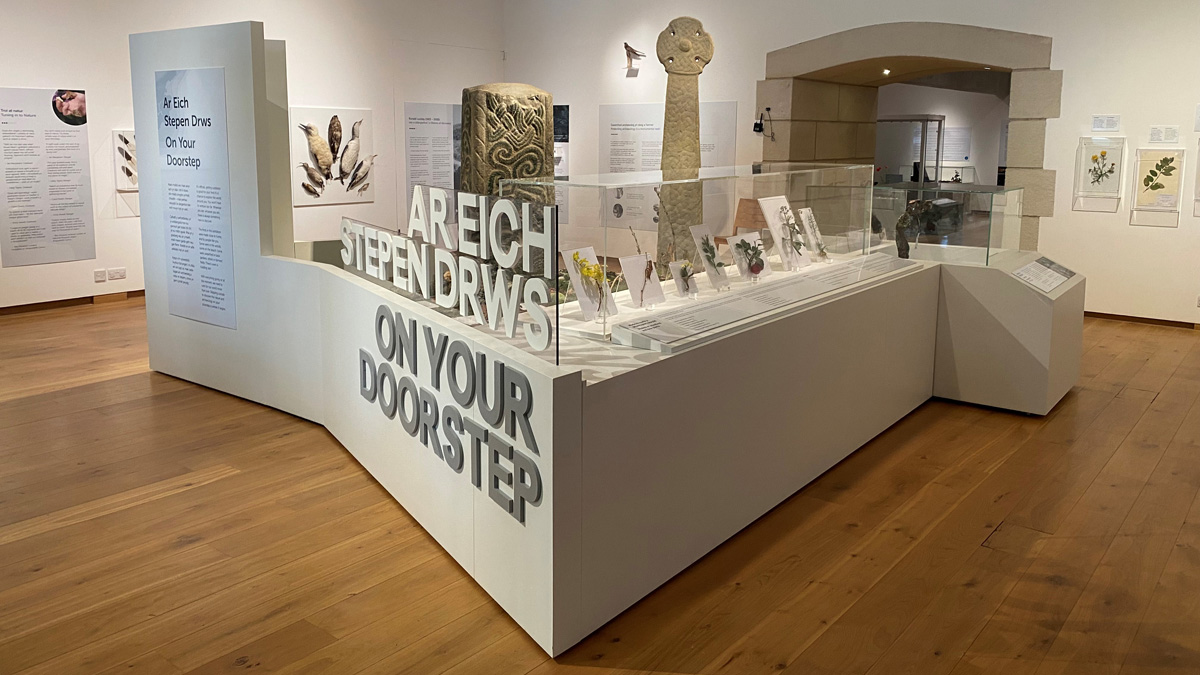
[758,22,1060,250]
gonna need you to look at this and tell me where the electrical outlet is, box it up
[107,267,127,281]
[94,269,107,283]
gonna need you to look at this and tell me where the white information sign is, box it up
[0,87,96,267]
[403,102,461,217]
[1150,126,1181,144]
[913,126,972,162]
[1092,115,1121,133]
[614,253,916,348]
[155,68,237,329]
[598,101,737,173]
[1013,256,1075,294]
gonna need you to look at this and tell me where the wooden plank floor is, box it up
[2,298,1199,674]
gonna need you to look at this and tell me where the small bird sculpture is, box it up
[298,123,333,179]
[298,162,325,189]
[327,115,342,165]
[624,42,646,69]
[339,120,362,184]
[346,154,377,192]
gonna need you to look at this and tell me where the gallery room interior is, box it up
[1,0,1198,673]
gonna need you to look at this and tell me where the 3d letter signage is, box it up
[341,186,555,351]
[358,303,543,523]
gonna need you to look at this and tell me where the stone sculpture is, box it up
[656,16,713,268]
[460,82,554,204]
[460,83,555,290]
[895,199,932,260]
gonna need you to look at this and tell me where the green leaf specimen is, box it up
[1143,155,1176,193]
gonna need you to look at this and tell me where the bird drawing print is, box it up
[293,109,376,205]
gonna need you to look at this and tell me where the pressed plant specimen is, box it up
[778,204,806,261]
[734,239,766,276]
[1089,149,1116,185]
[572,251,609,319]
[678,261,695,293]
[700,234,724,271]
[1143,155,1176,192]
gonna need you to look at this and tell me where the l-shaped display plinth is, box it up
[130,21,1084,658]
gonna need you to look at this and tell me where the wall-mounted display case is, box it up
[871,182,1023,266]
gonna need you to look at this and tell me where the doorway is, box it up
[756,22,1061,250]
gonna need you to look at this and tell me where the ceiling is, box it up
[800,56,1009,87]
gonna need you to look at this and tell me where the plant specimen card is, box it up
[563,246,617,321]
[726,232,772,280]
[796,208,829,261]
[668,260,698,296]
[756,195,811,271]
[1076,137,1123,197]
[689,225,730,291]
[618,253,666,308]
[1133,148,1184,211]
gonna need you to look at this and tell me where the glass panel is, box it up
[870,183,1024,266]
[500,163,875,352]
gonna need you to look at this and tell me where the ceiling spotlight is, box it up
[984,66,992,70]
[882,69,891,76]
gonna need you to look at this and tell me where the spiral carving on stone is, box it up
[460,83,553,202]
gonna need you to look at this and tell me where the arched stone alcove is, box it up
[758,22,1061,250]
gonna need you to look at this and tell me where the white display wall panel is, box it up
[131,21,1085,660]
[131,21,584,655]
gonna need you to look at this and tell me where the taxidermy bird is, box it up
[121,166,137,184]
[327,115,342,164]
[298,123,333,179]
[301,182,321,198]
[298,162,325,189]
[624,42,646,69]
[338,120,362,184]
[118,133,135,151]
[118,146,136,167]
[357,182,370,196]
[346,154,377,192]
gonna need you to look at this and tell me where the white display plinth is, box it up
[130,22,1085,659]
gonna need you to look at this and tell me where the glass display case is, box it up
[500,163,876,351]
[324,164,883,368]
[871,182,1023,266]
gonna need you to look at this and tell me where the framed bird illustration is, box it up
[113,130,138,193]
[288,106,376,207]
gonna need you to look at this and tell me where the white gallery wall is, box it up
[6,0,1200,323]
[0,0,504,308]
[876,83,1010,185]
[501,0,1200,324]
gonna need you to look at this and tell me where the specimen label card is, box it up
[614,253,916,347]
[155,67,237,329]
[1013,257,1075,294]
[1150,126,1180,144]
[0,86,96,267]
[1092,115,1120,133]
